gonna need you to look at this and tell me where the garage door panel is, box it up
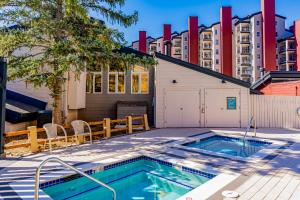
[182,91,200,127]
[165,92,182,127]
[205,89,241,128]
[165,90,200,128]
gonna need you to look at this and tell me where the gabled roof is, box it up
[251,71,300,90]
[154,52,251,88]
[119,47,260,92]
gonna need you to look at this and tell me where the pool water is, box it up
[183,135,271,158]
[43,157,211,200]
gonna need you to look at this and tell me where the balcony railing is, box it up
[241,27,250,33]
[203,36,212,41]
[241,51,251,55]
[203,45,212,49]
[241,38,250,44]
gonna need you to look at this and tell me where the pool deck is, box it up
[1,128,300,200]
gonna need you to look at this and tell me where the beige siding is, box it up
[250,95,300,128]
[155,59,250,128]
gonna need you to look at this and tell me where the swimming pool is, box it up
[182,135,271,158]
[42,156,214,200]
[182,134,272,158]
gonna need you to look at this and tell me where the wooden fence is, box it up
[4,114,150,153]
[250,95,300,128]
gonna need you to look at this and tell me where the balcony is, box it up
[203,35,212,41]
[241,51,251,55]
[240,27,250,33]
[241,62,251,66]
[240,38,250,44]
[173,49,182,55]
[203,54,212,60]
[279,58,296,65]
[203,45,212,50]
[173,42,181,48]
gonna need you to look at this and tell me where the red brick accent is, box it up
[261,0,277,71]
[220,7,233,76]
[138,31,147,53]
[188,16,199,65]
[163,24,171,54]
[295,20,300,71]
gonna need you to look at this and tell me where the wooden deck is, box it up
[1,128,300,200]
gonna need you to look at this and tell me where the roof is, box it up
[118,47,153,58]
[277,30,294,42]
[235,11,286,26]
[251,71,300,90]
[154,52,251,88]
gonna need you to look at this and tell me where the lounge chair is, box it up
[71,120,93,144]
[43,123,68,153]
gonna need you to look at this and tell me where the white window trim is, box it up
[131,71,149,94]
[108,71,126,94]
[86,71,103,94]
[92,72,102,94]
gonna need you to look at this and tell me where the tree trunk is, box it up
[52,0,64,125]
[52,82,63,124]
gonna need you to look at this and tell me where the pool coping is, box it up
[11,150,240,200]
[169,131,288,163]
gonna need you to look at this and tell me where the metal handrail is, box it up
[243,116,255,142]
[34,157,116,200]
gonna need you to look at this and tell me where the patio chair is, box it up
[43,123,68,153]
[71,120,93,144]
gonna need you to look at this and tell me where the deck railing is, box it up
[4,114,150,153]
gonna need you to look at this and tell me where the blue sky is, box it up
[99,0,300,45]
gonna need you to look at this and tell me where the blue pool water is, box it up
[183,135,271,158]
[42,157,212,200]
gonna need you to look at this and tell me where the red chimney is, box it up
[138,31,147,53]
[220,7,233,76]
[262,0,277,71]
[189,16,199,65]
[295,20,300,71]
[163,24,171,54]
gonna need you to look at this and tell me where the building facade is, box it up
[131,0,300,84]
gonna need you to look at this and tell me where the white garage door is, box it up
[205,89,241,127]
[165,90,200,127]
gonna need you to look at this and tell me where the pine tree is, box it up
[0,0,155,124]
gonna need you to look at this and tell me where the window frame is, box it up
[92,72,103,94]
[131,67,150,95]
[108,67,126,94]
[86,70,103,94]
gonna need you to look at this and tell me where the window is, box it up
[216,49,219,55]
[257,43,260,48]
[216,59,219,65]
[215,30,218,35]
[256,21,260,26]
[184,37,188,41]
[276,32,278,37]
[215,40,219,45]
[131,65,149,94]
[86,71,102,94]
[108,64,125,94]
[256,32,260,37]
[185,46,188,50]
[257,54,261,59]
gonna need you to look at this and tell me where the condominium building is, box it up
[277,33,297,72]
[234,12,287,82]
[131,0,300,83]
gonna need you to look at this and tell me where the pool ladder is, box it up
[243,116,256,142]
[34,157,116,200]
